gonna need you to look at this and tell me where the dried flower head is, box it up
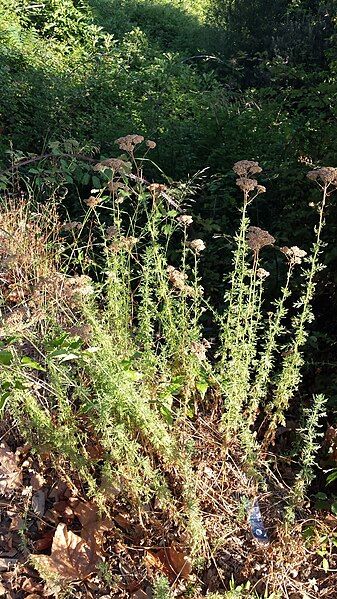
[236,178,258,193]
[122,236,138,251]
[61,221,81,231]
[299,155,314,166]
[1,306,30,336]
[108,181,126,193]
[307,167,337,185]
[147,183,167,196]
[188,239,206,254]
[109,236,138,253]
[85,196,101,208]
[65,275,94,301]
[256,268,270,280]
[177,215,193,226]
[93,158,131,174]
[115,134,144,152]
[247,227,275,253]
[256,185,266,194]
[67,324,92,343]
[233,160,262,177]
[167,265,188,291]
[190,338,211,362]
[146,140,156,149]
[280,246,307,265]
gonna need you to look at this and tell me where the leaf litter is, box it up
[1,418,337,597]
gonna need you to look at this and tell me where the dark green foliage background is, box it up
[1,0,337,361]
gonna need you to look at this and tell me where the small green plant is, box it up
[152,575,173,599]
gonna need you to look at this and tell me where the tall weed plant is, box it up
[1,137,335,556]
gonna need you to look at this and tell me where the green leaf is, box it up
[0,391,10,413]
[322,558,329,572]
[162,224,173,236]
[82,172,90,185]
[0,350,13,365]
[49,350,79,362]
[20,356,45,371]
[92,175,101,189]
[160,405,174,426]
[196,379,208,398]
[125,370,142,382]
[331,502,337,516]
[315,492,328,500]
[327,469,337,485]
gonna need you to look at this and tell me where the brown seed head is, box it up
[85,196,101,208]
[307,167,337,185]
[167,265,186,288]
[256,185,266,194]
[177,215,193,226]
[66,275,94,298]
[115,134,144,152]
[280,246,307,265]
[93,158,131,174]
[256,268,270,280]
[247,227,275,252]
[67,324,92,343]
[147,183,167,195]
[61,221,81,231]
[146,140,156,149]
[108,181,126,193]
[105,226,118,240]
[190,338,211,362]
[233,160,262,177]
[188,239,206,254]
[236,178,258,193]
[108,236,138,253]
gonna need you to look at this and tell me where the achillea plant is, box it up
[1,142,335,566]
[263,166,336,447]
[1,139,206,554]
[219,161,271,441]
[218,161,335,467]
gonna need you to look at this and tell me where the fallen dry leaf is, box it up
[0,442,22,496]
[32,523,101,583]
[34,529,55,551]
[30,472,46,491]
[69,498,98,527]
[32,490,46,517]
[9,514,24,531]
[69,498,112,555]
[144,546,191,583]
[21,577,45,594]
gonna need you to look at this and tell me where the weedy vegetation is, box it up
[1,135,336,597]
